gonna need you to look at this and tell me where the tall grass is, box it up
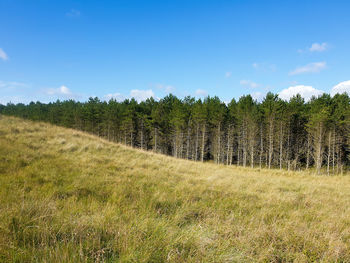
[1,115,350,262]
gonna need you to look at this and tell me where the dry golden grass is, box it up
[1,115,350,262]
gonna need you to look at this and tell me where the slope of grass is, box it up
[1,115,350,262]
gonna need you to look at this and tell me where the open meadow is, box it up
[1,115,350,262]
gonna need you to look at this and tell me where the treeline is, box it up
[1,92,349,174]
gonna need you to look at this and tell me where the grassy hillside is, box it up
[1,116,350,262]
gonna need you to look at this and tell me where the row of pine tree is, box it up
[1,92,349,174]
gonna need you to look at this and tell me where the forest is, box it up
[1,92,349,174]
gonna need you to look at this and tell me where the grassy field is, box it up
[1,116,350,262]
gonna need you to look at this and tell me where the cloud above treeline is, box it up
[130,89,155,102]
[103,80,350,104]
[104,92,125,101]
[278,80,350,101]
[2,78,350,105]
[330,80,350,96]
[279,85,324,101]
[46,85,72,96]
[105,89,155,102]
[195,89,208,97]
[156,84,175,93]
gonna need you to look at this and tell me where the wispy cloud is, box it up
[104,89,156,102]
[0,48,8,61]
[104,92,125,102]
[309,42,328,52]
[331,80,350,96]
[240,80,260,89]
[252,62,276,72]
[225,72,232,78]
[156,84,175,93]
[195,89,208,97]
[0,81,28,89]
[66,9,81,17]
[279,85,324,101]
[289,62,326,76]
[298,42,329,53]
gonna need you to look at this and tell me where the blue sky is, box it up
[1,0,350,104]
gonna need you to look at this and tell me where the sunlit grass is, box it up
[1,115,350,262]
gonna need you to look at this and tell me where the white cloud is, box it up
[289,62,326,76]
[298,42,328,53]
[195,89,208,97]
[60,85,71,95]
[104,92,125,101]
[240,80,259,89]
[279,85,324,101]
[130,89,155,102]
[156,84,174,93]
[0,48,8,61]
[309,42,328,52]
[251,91,265,102]
[331,80,350,96]
[46,85,73,96]
[225,72,232,78]
[66,9,80,17]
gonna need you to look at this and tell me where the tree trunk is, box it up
[315,123,323,175]
[140,120,144,150]
[217,124,221,164]
[279,123,283,170]
[180,131,184,159]
[229,126,234,165]
[237,131,241,166]
[243,123,247,167]
[195,124,199,161]
[268,119,274,169]
[201,124,206,162]
[107,123,111,141]
[250,143,254,168]
[332,127,336,173]
[259,123,263,169]
[226,126,230,165]
[287,127,290,171]
[173,132,177,158]
[327,131,331,175]
[306,133,310,170]
[154,127,158,152]
[130,130,133,147]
